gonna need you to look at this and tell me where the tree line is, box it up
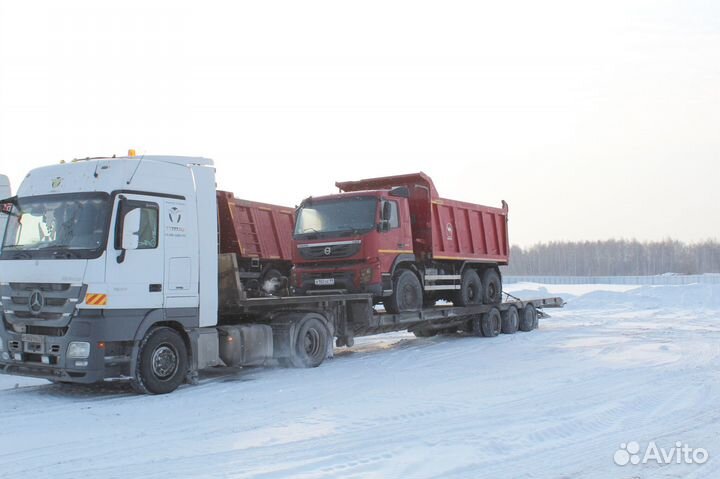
[501,239,720,276]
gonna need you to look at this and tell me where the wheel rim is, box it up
[402,284,418,308]
[304,328,322,358]
[487,282,496,300]
[151,344,179,380]
[469,283,479,301]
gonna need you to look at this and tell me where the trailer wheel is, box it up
[453,269,483,306]
[385,269,422,314]
[131,327,188,395]
[469,314,483,337]
[288,315,329,368]
[519,304,537,332]
[481,308,501,337]
[501,306,519,334]
[482,269,502,304]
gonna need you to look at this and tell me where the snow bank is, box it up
[506,282,720,311]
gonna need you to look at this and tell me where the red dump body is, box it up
[336,172,509,264]
[216,191,294,261]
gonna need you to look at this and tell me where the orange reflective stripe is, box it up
[85,294,107,306]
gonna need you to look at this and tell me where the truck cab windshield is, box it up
[294,197,377,239]
[1,193,111,259]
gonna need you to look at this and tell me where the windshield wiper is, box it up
[52,249,81,259]
[40,244,83,258]
[334,225,368,236]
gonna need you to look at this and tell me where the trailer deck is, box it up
[222,293,565,346]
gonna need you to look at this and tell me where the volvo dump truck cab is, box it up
[291,173,510,313]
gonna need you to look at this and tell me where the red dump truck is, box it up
[216,191,294,295]
[291,172,509,313]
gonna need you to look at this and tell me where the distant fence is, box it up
[504,275,720,285]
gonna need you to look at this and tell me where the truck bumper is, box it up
[0,361,106,384]
[293,268,383,297]
[0,313,128,385]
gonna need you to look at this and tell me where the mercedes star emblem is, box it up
[29,290,44,315]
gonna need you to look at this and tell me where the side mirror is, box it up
[382,201,392,221]
[0,197,16,216]
[121,208,142,250]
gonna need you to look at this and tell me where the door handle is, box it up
[149,284,162,292]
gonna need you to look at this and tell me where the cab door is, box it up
[163,198,198,309]
[105,194,164,309]
[377,198,414,271]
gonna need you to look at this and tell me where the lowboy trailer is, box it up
[0,154,563,394]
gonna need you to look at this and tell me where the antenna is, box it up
[126,149,144,185]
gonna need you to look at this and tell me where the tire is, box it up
[131,327,188,395]
[481,308,501,337]
[287,316,329,368]
[482,268,502,304]
[453,269,482,306]
[501,306,519,334]
[519,304,537,332]
[469,315,483,337]
[384,269,423,314]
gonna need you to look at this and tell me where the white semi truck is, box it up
[0,155,562,394]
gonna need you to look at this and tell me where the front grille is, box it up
[298,242,361,260]
[1,283,84,323]
[12,311,64,320]
[25,325,69,337]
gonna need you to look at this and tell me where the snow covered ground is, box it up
[1,282,719,478]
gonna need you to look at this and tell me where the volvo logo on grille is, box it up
[324,247,332,256]
[29,290,45,315]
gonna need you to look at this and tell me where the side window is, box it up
[137,207,159,249]
[115,199,159,250]
[388,201,399,228]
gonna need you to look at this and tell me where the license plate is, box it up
[314,278,335,286]
[22,334,43,343]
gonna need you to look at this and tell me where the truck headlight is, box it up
[359,266,374,285]
[67,342,91,359]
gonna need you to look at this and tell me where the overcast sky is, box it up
[0,0,717,247]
